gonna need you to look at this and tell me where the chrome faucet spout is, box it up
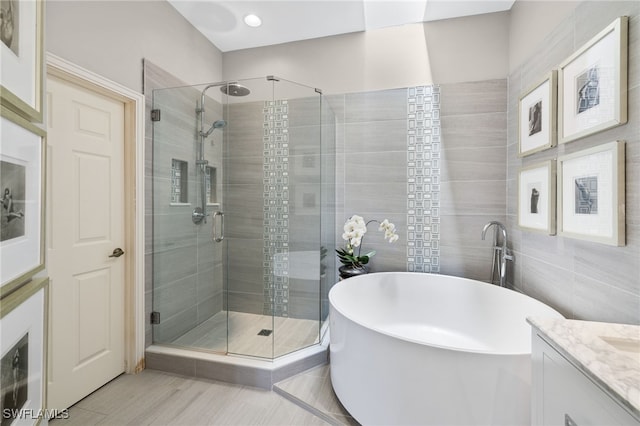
[481,221,512,288]
[481,220,507,244]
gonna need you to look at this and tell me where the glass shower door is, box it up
[151,84,226,353]
[223,77,324,359]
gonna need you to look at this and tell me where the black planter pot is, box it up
[339,265,369,280]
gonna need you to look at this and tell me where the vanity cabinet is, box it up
[532,332,640,426]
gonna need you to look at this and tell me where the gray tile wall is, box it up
[507,1,640,324]
[440,80,508,282]
[330,84,506,281]
[331,89,411,273]
[224,100,266,316]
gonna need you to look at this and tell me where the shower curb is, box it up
[144,343,329,390]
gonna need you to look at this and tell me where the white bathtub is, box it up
[329,272,563,426]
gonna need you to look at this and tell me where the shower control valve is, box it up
[192,207,209,224]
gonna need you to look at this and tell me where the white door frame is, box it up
[46,53,145,374]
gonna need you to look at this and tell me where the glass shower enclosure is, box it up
[151,76,335,360]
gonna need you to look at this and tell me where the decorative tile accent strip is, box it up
[406,86,441,273]
[205,166,216,204]
[170,159,188,204]
[263,100,290,317]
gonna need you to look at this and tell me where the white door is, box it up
[46,74,126,410]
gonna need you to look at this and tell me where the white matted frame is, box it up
[558,16,628,144]
[518,71,557,157]
[558,141,625,246]
[0,277,48,426]
[0,0,44,122]
[0,109,46,297]
[518,161,556,235]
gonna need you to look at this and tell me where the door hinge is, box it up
[151,109,161,122]
[150,311,161,324]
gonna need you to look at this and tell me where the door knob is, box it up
[109,248,125,258]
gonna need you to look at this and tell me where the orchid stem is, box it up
[358,219,379,259]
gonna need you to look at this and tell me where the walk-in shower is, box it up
[150,76,336,362]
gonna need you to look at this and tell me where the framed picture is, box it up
[518,161,556,235]
[0,108,46,297]
[558,141,625,246]
[0,277,48,426]
[518,71,557,156]
[0,0,44,122]
[558,16,628,144]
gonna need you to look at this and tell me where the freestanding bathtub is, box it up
[329,272,563,426]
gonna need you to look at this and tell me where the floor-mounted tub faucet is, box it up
[481,221,514,288]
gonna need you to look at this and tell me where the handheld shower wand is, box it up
[202,119,227,138]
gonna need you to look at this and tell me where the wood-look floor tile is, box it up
[54,369,331,426]
[274,364,357,425]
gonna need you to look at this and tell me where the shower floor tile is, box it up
[171,311,321,358]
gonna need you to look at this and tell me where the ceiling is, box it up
[168,0,516,52]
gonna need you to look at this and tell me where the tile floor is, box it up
[274,364,357,425]
[171,311,322,359]
[51,364,358,426]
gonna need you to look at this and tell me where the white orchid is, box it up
[336,215,400,268]
[379,220,398,242]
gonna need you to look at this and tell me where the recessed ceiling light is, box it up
[244,14,262,28]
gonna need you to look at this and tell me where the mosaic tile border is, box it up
[170,159,188,204]
[406,86,441,273]
[263,100,290,316]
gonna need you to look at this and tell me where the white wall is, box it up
[223,12,510,94]
[423,11,509,84]
[508,0,579,72]
[46,1,223,92]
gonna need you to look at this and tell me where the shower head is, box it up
[220,82,250,97]
[202,119,227,138]
[212,119,227,129]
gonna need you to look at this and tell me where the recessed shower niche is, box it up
[170,159,188,204]
[150,75,336,363]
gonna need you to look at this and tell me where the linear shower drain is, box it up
[257,329,273,336]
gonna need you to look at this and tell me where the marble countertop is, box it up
[528,317,640,419]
